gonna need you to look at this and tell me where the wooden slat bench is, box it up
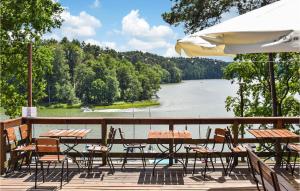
[247,148,296,191]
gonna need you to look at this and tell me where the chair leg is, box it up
[140,148,146,170]
[60,161,65,189]
[203,154,208,180]
[219,155,226,175]
[46,162,51,174]
[185,148,189,167]
[121,148,129,171]
[67,159,69,182]
[41,162,45,183]
[35,161,38,189]
[87,151,93,174]
[192,152,197,175]
[291,155,297,176]
[229,156,236,175]
[209,156,215,171]
[142,148,146,168]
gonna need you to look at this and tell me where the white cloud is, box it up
[119,10,178,55]
[85,38,117,50]
[60,10,101,38]
[122,10,174,40]
[128,38,169,51]
[164,45,180,57]
[92,0,100,8]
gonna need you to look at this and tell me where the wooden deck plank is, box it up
[0,163,298,191]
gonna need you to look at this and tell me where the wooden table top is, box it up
[148,130,192,140]
[40,129,91,138]
[248,129,298,139]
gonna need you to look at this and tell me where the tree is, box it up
[224,53,300,117]
[0,0,63,117]
[162,0,293,118]
[46,45,78,104]
[162,0,277,34]
[62,39,83,88]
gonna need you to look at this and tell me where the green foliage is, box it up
[120,51,227,82]
[0,0,63,117]
[224,53,300,118]
[162,0,277,33]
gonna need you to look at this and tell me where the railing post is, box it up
[0,121,6,175]
[101,120,107,166]
[233,121,239,165]
[169,123,174,166]
[275,119,283,166]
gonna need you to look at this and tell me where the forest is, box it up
[42,38,227,106]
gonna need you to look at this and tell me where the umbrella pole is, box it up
[268,53,277,117]
[27,43,32,107]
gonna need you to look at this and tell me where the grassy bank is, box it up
[42,100,159,110]
[37,100,160,117]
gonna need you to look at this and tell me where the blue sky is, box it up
[45,0,235,59]
[45,0,186,57]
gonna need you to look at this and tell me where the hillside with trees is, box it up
[42,38,228,106]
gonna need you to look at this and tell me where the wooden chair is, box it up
[17,124,35,172]
[118,128,147,170]
[87,127,116,174]
[247,148,296,191]
[5,127,19,172]
[34,138,68,189]
[192,128,227,179]
[225,127,251,175]
[247,148,262,190]
[184,127,211,166]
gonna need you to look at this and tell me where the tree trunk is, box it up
[27,43,32,107]
[268,53,277,117]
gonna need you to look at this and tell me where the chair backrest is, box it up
[19,124,30,143]
[258,160,281,191]
[225,127,235,150]
[35,138,60,160]
[118,128,125,140]
[107,127,116,151]
[212,128,227,151]
[118,128,129,147]
[203,127,212,147]
[247,148,261,175]
[5,127,17,144]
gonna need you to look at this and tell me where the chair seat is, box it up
[232,145,247,153]
[125,143,146,148]
[193,147,215,153]
[87,145,108,152]
[184,144,202,150]
[39,155,66,162]
[15,144,35,152]
[287,143,300,153]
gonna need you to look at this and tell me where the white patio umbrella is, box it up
[175,0,300,116]
[176,0,300,57]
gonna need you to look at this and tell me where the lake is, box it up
[2,79,239,151]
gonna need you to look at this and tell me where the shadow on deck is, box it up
[0,163,299,191]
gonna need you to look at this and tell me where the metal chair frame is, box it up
[192,128,227,179]
[34,138,68,189]
[184,127,212,166]
[118,128,146,170]
[87,127,116,174]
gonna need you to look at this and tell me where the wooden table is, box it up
[248,129,298,166]
[40,129,91,169]
[148,130,192,175]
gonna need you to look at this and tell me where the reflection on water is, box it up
[2,80,241,152]
[30,80,238,152]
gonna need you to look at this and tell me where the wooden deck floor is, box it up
[0,163,299,191]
